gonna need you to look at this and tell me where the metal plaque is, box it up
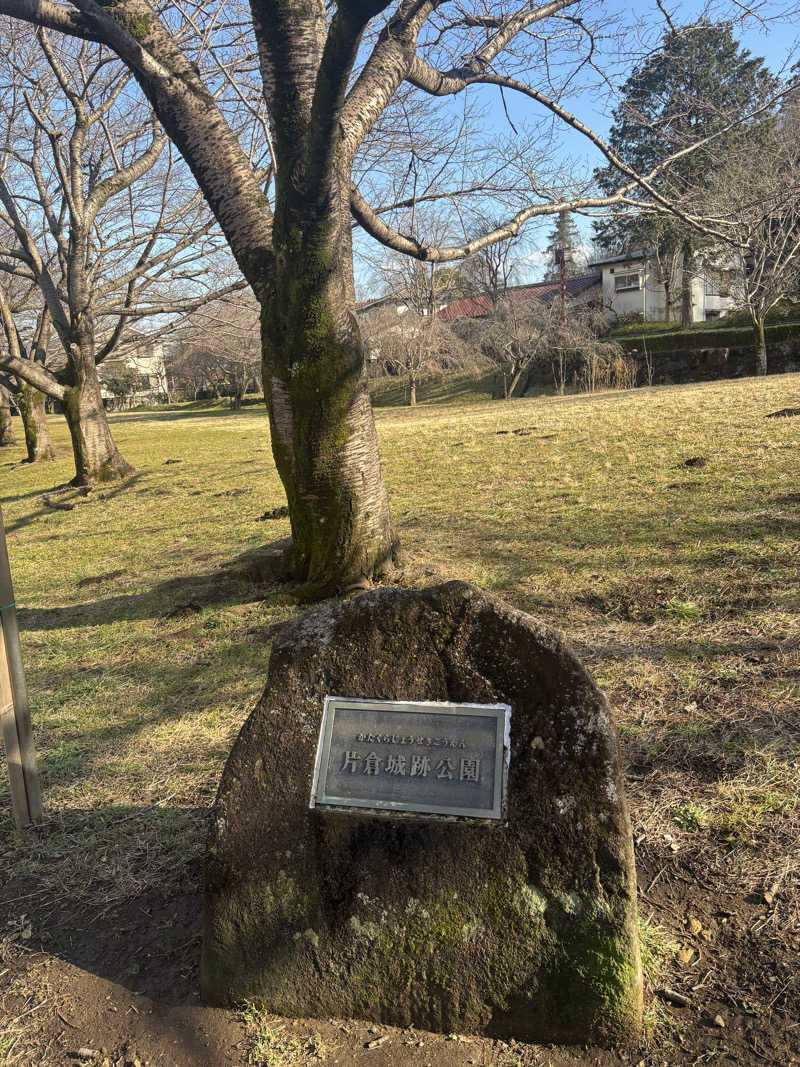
[309,697,510,822]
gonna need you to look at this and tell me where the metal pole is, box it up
[0,503,42,826]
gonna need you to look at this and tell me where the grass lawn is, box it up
[0,375,798,1065]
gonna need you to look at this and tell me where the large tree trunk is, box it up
[261,187,397,597]
[62,351,134,484]
[409,376,417,406]
[663,278,674,322]
[754,318,767,375]
[0,385,16,446]
[17,384,56,462]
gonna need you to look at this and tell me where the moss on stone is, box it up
[202,583,643,1044]
[541,921,642,1044]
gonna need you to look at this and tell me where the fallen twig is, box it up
[42,494,75,510]
[656,987,691,1007]
[6,998,49,1026]
[109,791,177,825]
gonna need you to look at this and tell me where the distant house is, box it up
[355,295,413,323]
[98,335,168,407]
[435,275,602,322]
[589,249,737,323]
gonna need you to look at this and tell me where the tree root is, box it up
[41,485,93,511]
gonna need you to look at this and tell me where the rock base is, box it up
[202,582,642,1045]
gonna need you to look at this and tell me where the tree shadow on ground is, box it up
[3,474,144,535]
[1,805,207,1005]
[110,405,266,425]
[16,539,293,633]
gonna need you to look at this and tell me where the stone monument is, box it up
[202,582,642,1045]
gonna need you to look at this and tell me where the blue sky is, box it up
[354,1,799,293]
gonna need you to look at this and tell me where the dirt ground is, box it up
[1,833,798,1067]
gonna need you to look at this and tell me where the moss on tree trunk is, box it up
[63,353,134,484]
[0,386,15,446]
[17,385,56,462]
[261,186,397,597]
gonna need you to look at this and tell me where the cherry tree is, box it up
[0,24,239,483]
[705,118,800,373]
[0,0,785,590]
[0,280,57,461]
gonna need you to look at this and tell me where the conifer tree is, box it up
[544,211,582,281]
[594,22,777,324]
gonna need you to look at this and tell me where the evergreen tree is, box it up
[594,22,777,323]
[544,211,582,280]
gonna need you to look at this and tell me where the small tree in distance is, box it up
[369,248,480,404]
[459,299,626,399]
[101,365,143,410]
[172,296,262,407]
[363,306,480,404]
[702,119,800,374]
[544,212,583,281]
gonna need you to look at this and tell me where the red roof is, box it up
[437,275,601,321]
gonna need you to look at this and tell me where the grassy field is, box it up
[368,368,499,406]
[1,375,799,1065]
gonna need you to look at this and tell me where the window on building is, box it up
[705,272,720,297]
[614,272,641,291]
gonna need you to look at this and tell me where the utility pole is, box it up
[555,248,567,325]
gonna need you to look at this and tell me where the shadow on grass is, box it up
[411,499,799,598]
[16,540,292,633]
[30,614,275,793]
[1,805,208,1006]
[109,404,267,425]
[369,369,499,408]
[4,474,145,535]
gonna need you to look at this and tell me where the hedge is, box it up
[616,320,800,355]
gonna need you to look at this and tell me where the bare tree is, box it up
[364,304,479,404]
[0,381,15,445]
[0,281,57,461]
[0,260,58,459]
[0,25,239,484]
[174,295,262,408]
[0,0,788,590]
[164,343,213,402]
[368,230,479,402]
[464,297,623,398]
[703,120,800,374]
[462,223,522,308]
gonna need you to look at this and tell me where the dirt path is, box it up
[2,841,797,1067]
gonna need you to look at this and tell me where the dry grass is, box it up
[0,376,798,1050]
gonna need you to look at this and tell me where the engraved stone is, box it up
[203,582,642,1046]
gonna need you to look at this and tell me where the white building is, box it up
[590,249,737,323]
[99,336,168,407]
